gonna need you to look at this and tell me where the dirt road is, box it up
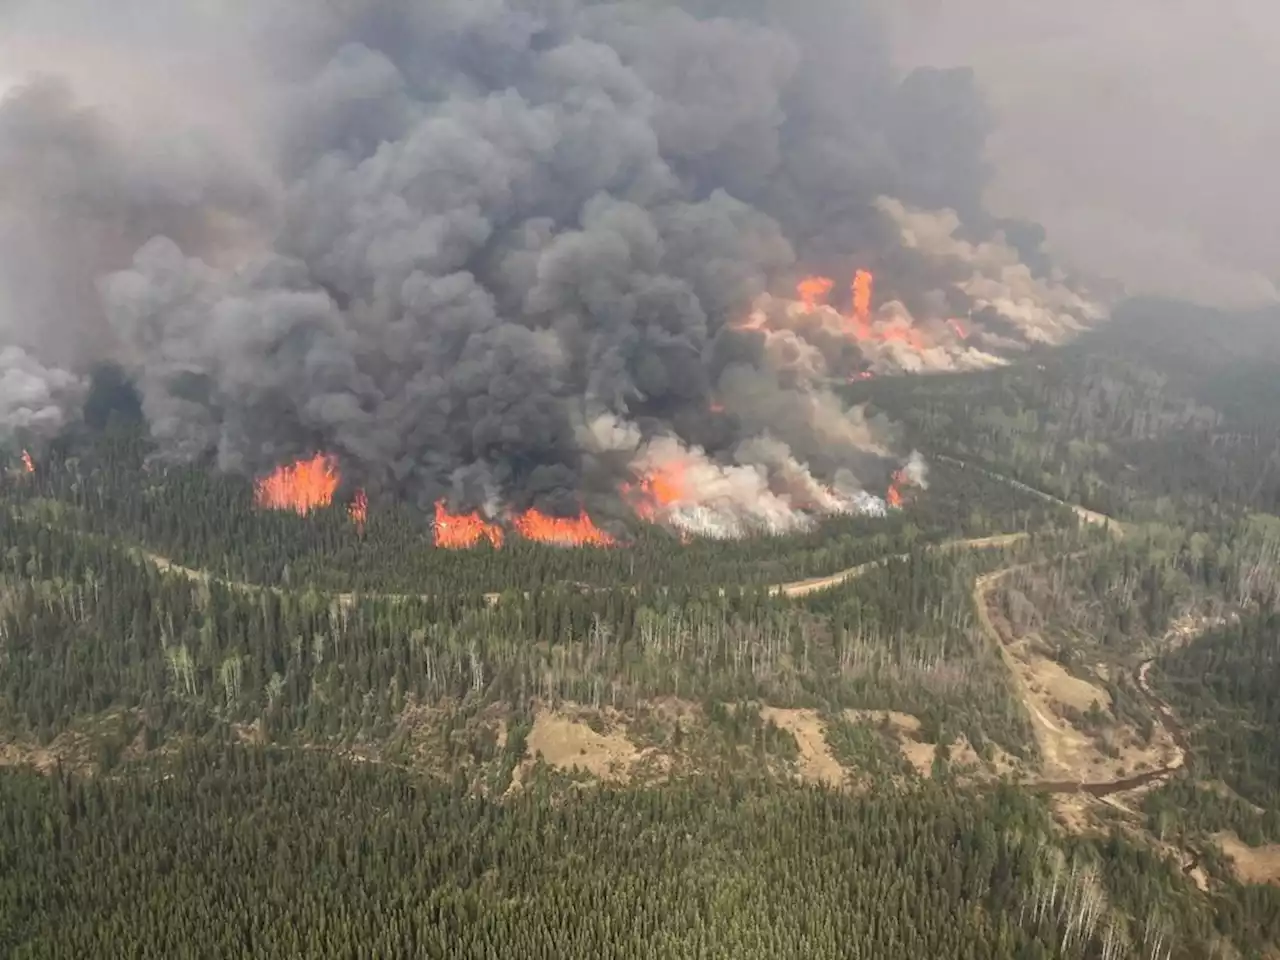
[972,560,1188,797]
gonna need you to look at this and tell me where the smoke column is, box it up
[0,0,1106,532]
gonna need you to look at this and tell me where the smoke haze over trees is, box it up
[884,0,1280,309]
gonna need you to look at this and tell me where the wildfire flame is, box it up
[20,450,33,474]
[254,454,339,515]
[947,318,968,340]
[434,500,505,549]
[886,461,927,510]
[796,275,834,312]
[851,269,874,333]
[512,507,615,547]
[887,477,904,509]
[621,462,689,522]
[348,489,368,532]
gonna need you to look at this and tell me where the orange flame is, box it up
[851,269,874,334]
[887,482,903,508]
[947,318,968,340]
[434,500,504,549]
[796,275,834,312]
[709,400,725,413]
[255,454,340,515]
[887,469,906,509]
[20,450,34,474]
[621,462,689,522]
[348,489,368,533]
[512,507,615,547]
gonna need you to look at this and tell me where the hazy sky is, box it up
[883,0,1280,307]
[1,0,1276,309]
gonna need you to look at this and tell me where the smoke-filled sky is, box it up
[0,0,1108,534]
[883,0,1280,308]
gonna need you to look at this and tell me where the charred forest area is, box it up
[2,0,1280,955]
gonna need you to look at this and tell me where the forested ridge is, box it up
[4,300,1280,957]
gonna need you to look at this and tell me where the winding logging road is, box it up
[129,460,1188,798]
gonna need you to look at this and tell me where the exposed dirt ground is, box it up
[1214,832,1280,886]
[760,707,845,788]
[843,709,989,778]
[515,706,666,785]
[975,566,1182,786]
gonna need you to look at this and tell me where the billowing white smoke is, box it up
[900,449,929,489]
[875,196,1108,345]
[0,345,85,441]
[581,413,886,538]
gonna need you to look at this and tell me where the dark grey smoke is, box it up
[2,0,1014,513]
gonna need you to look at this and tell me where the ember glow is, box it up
[512,507,616,547]
[348,489,368,532]
[20,450,33,474]
[434,500,504,550]
[254,454,339,515]
[947,318,969,340]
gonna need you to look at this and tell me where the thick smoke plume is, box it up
[0,0,1107,534]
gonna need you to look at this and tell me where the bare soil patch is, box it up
[1026,655,1112,713]
[760,707,845,788]
[843,709,999,779]
[519,705,663,784]
[1215,832,1280,886]
[976,567,1180,785]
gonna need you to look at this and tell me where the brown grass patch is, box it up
[518,706,664,785]
[0,739,65,774]
[1215,832,1280,885]
[1027,657,1112,713]
[843,709,989,778]
[761,707,845,788]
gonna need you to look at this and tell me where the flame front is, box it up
[434,500,504,549]
[512,507,615,547]
[255,454,340,515]
[20,450,33,474]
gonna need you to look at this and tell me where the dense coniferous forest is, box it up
[5,300,1280,957]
